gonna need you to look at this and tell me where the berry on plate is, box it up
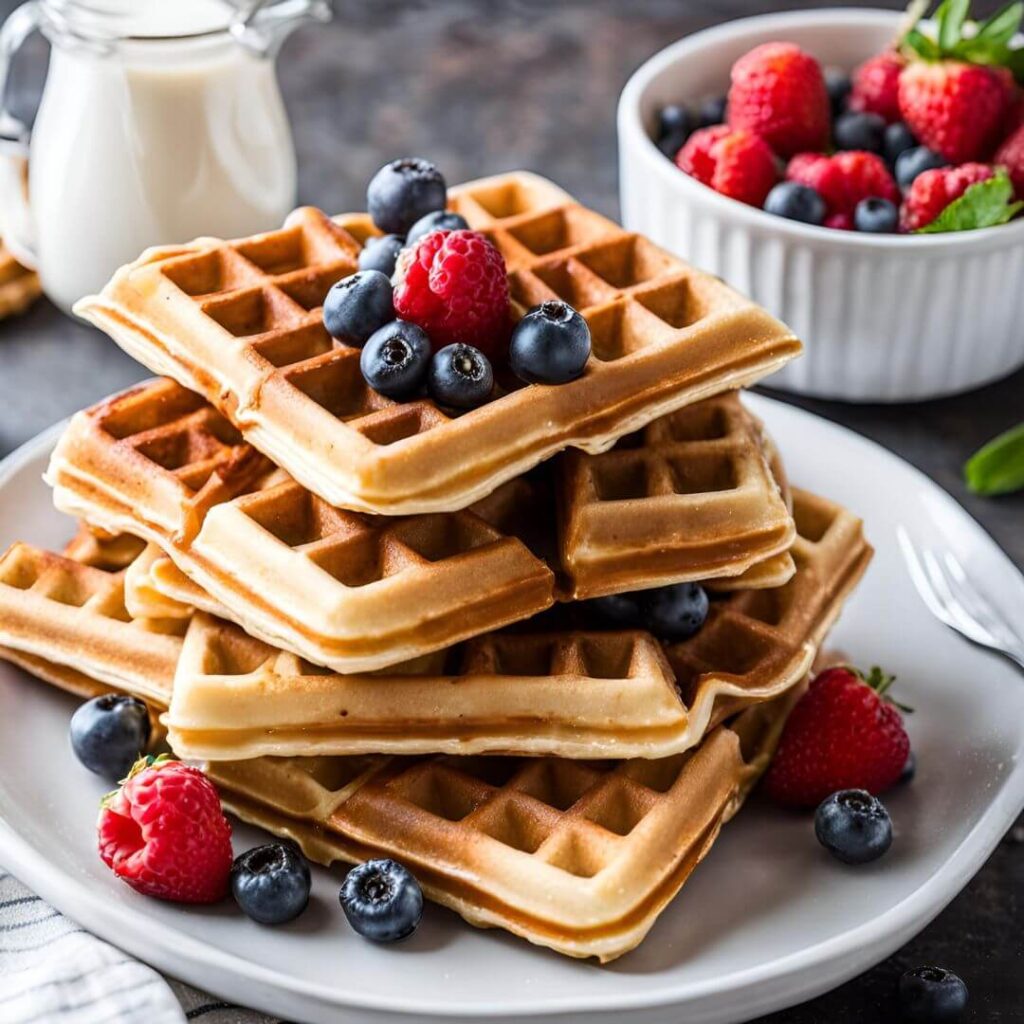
[854,196,899,233]
[655,104,693,158]
[824,68,852,117]
[833,111,886,154]
[323,270,395,346]
[97,755,232,903]
[763,664,910,808]
[697,94,728,128]
[393,229,510,357]
[814,789,893,865]
[406,209,470,248]
[360,320,432,399]
[428,343,494,409]
[231,842,311,925]
[898,965,969,1022]
[367,157,447,235]
[726,41,830,156]
[358,234,405,277]
[883,121,919,167]
[676,125,778,207]
[786,151,899,229]
[340,859,423,942]
[642,582,709,641]
[894,145,948,189]
[70,694,151,781]
[901,163,1023,232]
[994,122,1024,197]
[509,300,591,384]
[849,51,905,123]
[764,181,827,225]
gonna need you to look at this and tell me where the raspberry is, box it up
[676,125,778,207]
[98,755,232,904]
[994,124,1024,196]
[726,42,830,157]
[900,162,994,231]
[392,229,510,359]
[786,151,898,227]
[849,51,905,123]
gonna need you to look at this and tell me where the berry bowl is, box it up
[618,8,1024,402]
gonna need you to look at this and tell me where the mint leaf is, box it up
[965,423,1024,495]
[916,170,1024,233]
[904,25,942,59]
[975,0,1023,46]
[938,0,970,50]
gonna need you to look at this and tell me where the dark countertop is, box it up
[0,0,1021,1020]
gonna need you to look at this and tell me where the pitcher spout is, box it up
[231,0,332,57]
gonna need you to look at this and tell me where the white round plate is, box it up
[1,396,1023,1024]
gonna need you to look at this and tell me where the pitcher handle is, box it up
[0,0,42,269]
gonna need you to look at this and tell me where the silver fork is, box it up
[898,527,1024,673]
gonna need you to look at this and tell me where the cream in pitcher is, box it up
[0,0,330,314]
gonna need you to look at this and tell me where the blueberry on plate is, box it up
[405,210,470,248]
[641,582,709,641]
[509,300,591,385]
[323,270,394,346]
[70,694,151,781]
[340,858,423,942]
[883,121,918,166]
[358,234,405,277]
[824,68,852,117]
[764,182,827,226]
[698,94,727,127]
[360,320,432,399]
[656,104,692,157]
[814,789,892,864]
[428,343,494,409]
[231,842,311,925]
[898,749,917,785]
[895,146,947,190]
[898,966,969,1022]
[367,158,447,235]
[833,111,886,154]
[854,197,899,233]
[588,592,645,629]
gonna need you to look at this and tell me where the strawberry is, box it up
[897,0,1021,163]
[763,666,910,809]
[900,162,995,230]
[726,42,830,157]
[676,125,778,207]
[849,51,905,123]
[98,754,233,903]
[994,122,1024,195]
[786,151,898,227]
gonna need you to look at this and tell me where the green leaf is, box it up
[938,0,970,49]
[965,422,1024,495]
[916,170,1024,233]
[904,24,942,59]
[976,0,1023,46]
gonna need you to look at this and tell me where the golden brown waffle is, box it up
[209,682,804,962]
[0,542,180,705]
[0,239,41,320]
[47,380,557,674]
[63,524,147,572]
[75,172,802,515]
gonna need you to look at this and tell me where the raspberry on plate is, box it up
[676,125,778,207]
[97,754,233,904]
[726,41,830,157]
[849,51,905,123]
[900,162,994,231]
[392,229,511,359]
[785,151,898,228]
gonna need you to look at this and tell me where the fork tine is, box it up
[898,530,958,629]
[921,549,1000,647]
[941,551,1024,650]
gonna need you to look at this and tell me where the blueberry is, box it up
[898,966,969,1022]
[884,121,918,166]
[323,270,394,346]
[896,146,948,190]
[428,343,493,409]
[406,210,470,248]
[656,105,692,157]
[70,694,151,781]
[899,749,917,785]
[231,842,311,925]
[642,583,709,641]
[657,127,691,159]
[825,68,852,117]
[854,197,899,233]
[360,320,431,399]
[358,234,404,277]
[698,94,727,127]
[764,182,827,225]
[340,858,423,942]
[588,593,645,629]
[815,789,892,865]
[509,300,591,385]
[367,158,447,235]
[833,111,886,154]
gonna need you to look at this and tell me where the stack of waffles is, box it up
[0,173,872,961]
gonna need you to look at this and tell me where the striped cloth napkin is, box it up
[0,868,283,1024]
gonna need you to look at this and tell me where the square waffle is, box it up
[75,172,802,515]
[208,683,806,962]
[164,487,868,761]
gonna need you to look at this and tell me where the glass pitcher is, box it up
[0,0,330,314]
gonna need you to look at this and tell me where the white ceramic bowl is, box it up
[618,8,1024,402]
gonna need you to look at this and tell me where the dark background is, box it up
[1,0,1022,1020]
